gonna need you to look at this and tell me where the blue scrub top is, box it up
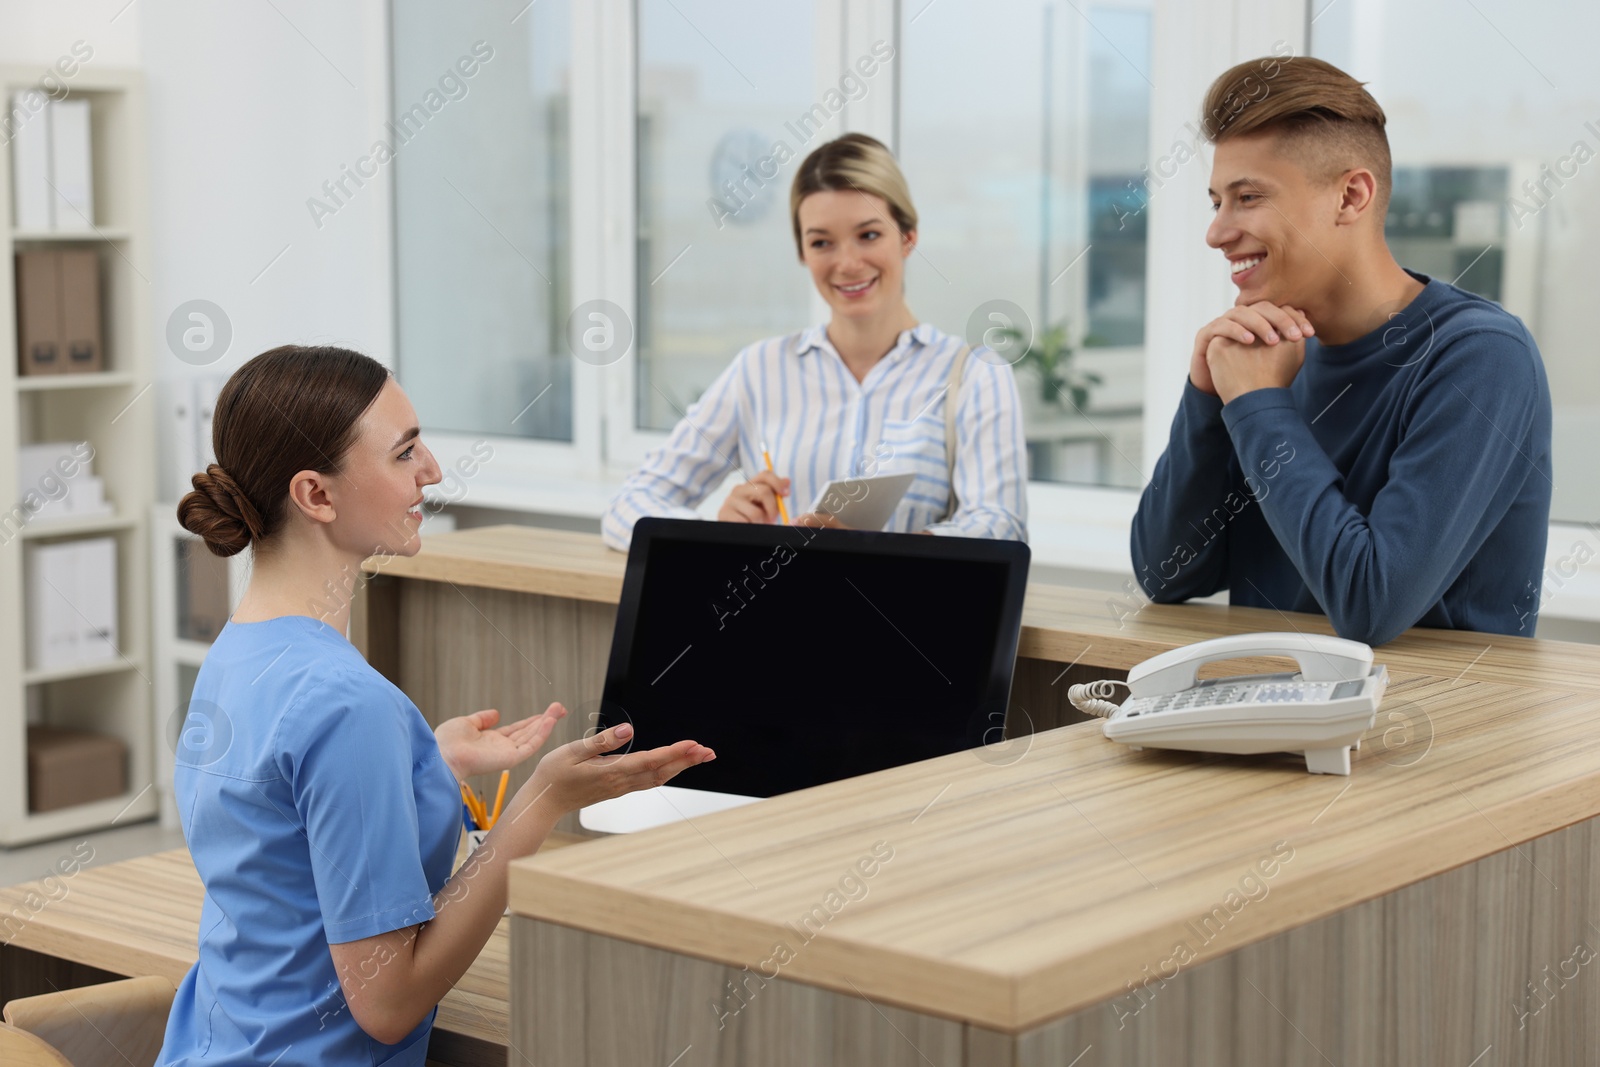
[156,615,460,1066]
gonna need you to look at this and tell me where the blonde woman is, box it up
[602,133,1028,548]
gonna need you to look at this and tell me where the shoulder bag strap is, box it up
[938,344,973,523]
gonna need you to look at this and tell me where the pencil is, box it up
[760,440,791,525]
[460,781,487,828]
[489,770,509,828]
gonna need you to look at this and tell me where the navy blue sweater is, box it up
[1130,272,1552,645]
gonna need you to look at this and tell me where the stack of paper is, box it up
[16,441,112,526]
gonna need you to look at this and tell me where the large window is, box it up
[392,0,571,442]
[899,0,1151,487]
[383,0,1595,601]
[1314,0,1599,523]
[634,0,818,433]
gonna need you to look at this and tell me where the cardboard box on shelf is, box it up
[26,724,128,813]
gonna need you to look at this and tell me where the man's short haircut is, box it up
[1202,55,1392,218]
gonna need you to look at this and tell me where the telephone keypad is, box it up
[1125,680,1346,717]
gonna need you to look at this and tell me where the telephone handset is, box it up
[1069,632,1387,776]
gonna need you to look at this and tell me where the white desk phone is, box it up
[1068,632,1388,775]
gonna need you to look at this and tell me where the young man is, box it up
[1130,57,1552,645]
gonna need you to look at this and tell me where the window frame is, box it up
[397,0,1600,622]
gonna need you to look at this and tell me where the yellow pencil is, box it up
[489,770,509,828]
[760,441,791,525]
[460,781,487,828]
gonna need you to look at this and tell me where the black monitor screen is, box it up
[598,519,1030,798]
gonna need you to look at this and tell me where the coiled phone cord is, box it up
[1067,679,1130,718]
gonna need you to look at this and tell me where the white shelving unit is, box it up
[0,67,156,845]
[149,504,248,828]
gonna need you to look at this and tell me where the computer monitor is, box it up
[580,517,1031,833]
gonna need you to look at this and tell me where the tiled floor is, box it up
[0,818,187,888]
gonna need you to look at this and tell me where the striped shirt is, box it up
[602,323,1029,550]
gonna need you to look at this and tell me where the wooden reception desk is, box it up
[348,526,1600,1067]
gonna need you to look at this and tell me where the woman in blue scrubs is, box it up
[158,345,714,1066]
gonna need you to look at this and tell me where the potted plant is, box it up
[996,321,1102,413]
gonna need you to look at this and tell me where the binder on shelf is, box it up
[76,537,119,665]
[170,379,200,501]
[177,538,231,643]
[170,374,225,500]
[196,376,221,469]
[15,250,62,374]
[9,90,53,230]
[58,247,104,371]
[24,536,120,671]
[25,541,80,670]
[13,249,103,376]
[46,98,95,230]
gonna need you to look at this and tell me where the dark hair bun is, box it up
[181,345,389,554]
[177,464,265,557]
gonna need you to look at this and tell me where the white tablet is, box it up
[806,472,916,531]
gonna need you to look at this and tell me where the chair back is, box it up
[0,1021,74,1066]
[2,976,176,1067]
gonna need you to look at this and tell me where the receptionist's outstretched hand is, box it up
[434,704,567,781]
[719,472,789,524]
[520,723,714,818]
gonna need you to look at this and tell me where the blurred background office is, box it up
[1,0,1596,857]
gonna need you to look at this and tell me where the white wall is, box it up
[1,0,394,500]
[0,1,138,66]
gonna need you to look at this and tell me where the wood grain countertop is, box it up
[396,530,1600,1031]
[508,669,1600,1032]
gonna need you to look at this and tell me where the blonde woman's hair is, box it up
[789,133,917,256]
